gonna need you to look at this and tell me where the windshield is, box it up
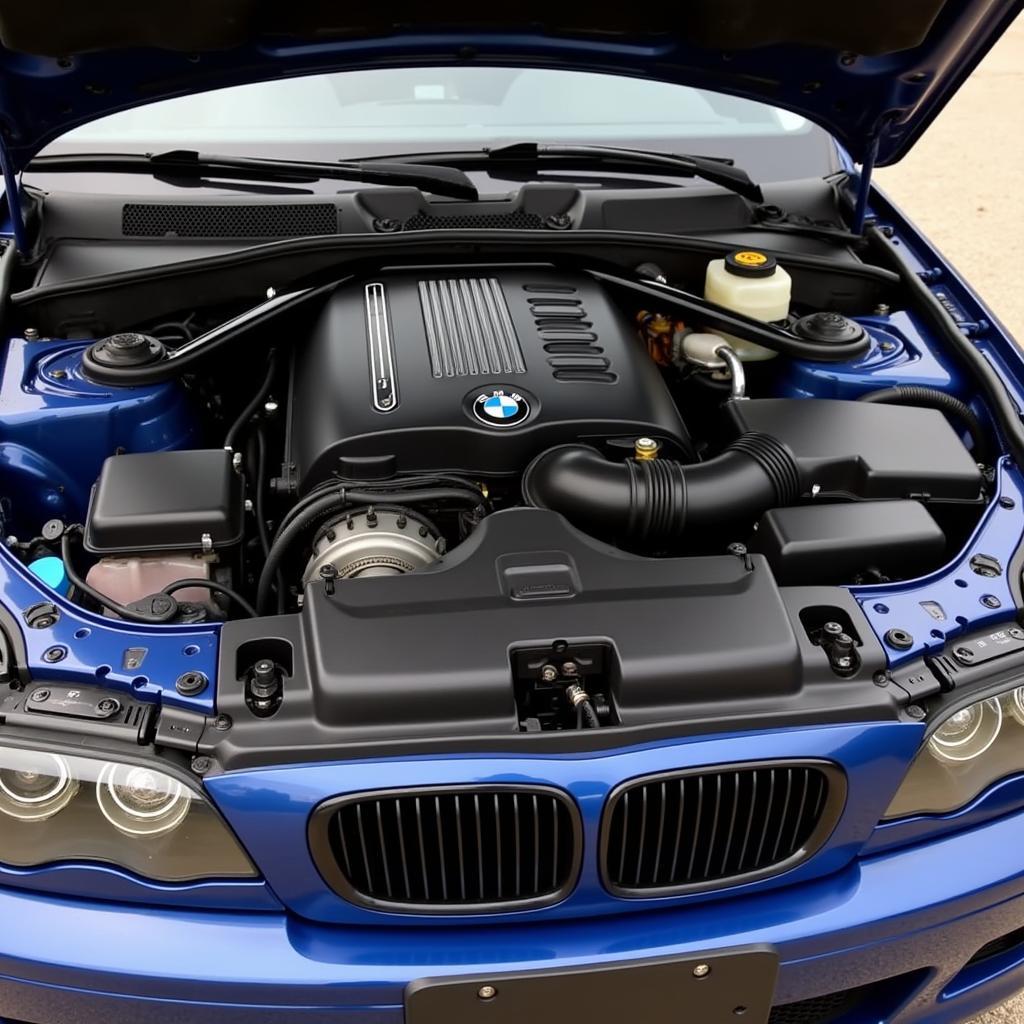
[35,66,836,190]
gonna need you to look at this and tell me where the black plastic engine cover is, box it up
[286,269,689,488]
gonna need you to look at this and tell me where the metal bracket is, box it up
[0,131,27,253]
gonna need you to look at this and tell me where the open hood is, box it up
[0,0,1020,172]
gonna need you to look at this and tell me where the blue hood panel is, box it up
[0,0,1020,169]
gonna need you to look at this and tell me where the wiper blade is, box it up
[26,150,479,201]
[357,143,763,203]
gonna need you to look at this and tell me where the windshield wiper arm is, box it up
[355,142,763,203]
[26,149,480,201]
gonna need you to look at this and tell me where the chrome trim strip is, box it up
[365,282,398,412]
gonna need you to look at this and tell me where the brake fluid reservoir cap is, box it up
[87,332,166,368]
[794,311,867,347]
[724,249,777,278]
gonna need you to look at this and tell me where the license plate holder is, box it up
[405,947,778,1024]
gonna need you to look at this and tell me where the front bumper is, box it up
[3,806,1024,1024]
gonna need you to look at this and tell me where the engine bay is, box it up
[0,185,1015,758]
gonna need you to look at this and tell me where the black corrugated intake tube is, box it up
[856,385,990,466]
[522,433,802,545]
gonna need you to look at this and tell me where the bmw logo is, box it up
[470,387,531,427]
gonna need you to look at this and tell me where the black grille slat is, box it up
[122,202,337,238]
[316,786,579,912]
[603,763,840,896]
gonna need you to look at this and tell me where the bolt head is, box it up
[478,985,498,1000]
[42,645,66,663]
[30,688,50,702]
[692,963,711,978]
[540,665,559,683]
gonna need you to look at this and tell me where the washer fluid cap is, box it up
[87,332,166,368]
[793,311,867,347]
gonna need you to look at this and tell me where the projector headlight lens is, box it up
[0,745,255,881]
[887,687,1024,820]
[0,751,77,821]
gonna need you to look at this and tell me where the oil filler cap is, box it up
[793,311,867,347]
[86,332,166,369]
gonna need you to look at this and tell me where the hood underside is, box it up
[0,0,1020,170]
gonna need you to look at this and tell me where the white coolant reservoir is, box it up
[704,249,791,360]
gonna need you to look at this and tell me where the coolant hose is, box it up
[522,434,802,545]
[856,385,990,466]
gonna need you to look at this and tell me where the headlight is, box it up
[0,745,255,881]
[887,687,1024,819]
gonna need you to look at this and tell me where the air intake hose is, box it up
[523,434,802,545]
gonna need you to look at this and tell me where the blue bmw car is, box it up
[1,2,1024,1023]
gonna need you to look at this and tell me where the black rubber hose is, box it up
[224,352,277,451]
[60,528,170,623]
[856,385,990,466]
[254,426,271,560]
[523,436,801,545]
[580,700,601,729]
[273,482,484,544]
[162,578,257,618]
[258,485,485,613]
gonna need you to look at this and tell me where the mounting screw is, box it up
[999,496,1016,510]
[822,621,843,638]
[175,671,208,697]
[96,697,120,717]
[42,645,66,663]
[540,664,559,683]
[478,986,498,1001]
[30,688,50,703]
[191,756,213,775]
[1011,627,1024,641]
[981,594,1002,609]
[213,714,233,731]
[873,671,889,687]
[373,217,402,234]
[954,645,976,664]
[906,705,926,721]
[884,628,914,651]
[873,303,891,316]
[693,964,711,978]
[561,661,579,677]
[23,327,39,341]
[544,213,572,230]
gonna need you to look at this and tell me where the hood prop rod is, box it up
[852,119,890,234]
[0,133,27,254]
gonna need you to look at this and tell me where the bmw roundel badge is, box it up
[471,387,531,427]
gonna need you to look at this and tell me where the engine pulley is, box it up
[302,507,444,582]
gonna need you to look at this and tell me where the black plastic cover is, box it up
[286,269,690,488]
[749,501,946,585]
[724,398,982,501]
[85,449,243,554]
[210,509,899,769]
